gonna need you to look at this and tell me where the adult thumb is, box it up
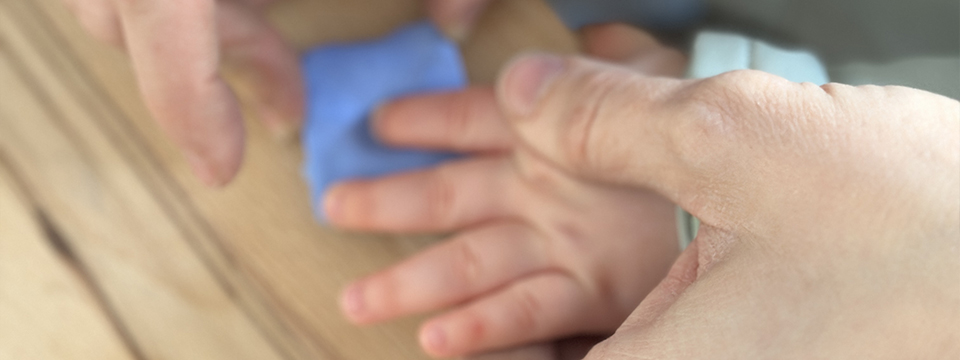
[495,53,960,228]
[495,53,724,204]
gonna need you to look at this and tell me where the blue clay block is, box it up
[301,21,465,222]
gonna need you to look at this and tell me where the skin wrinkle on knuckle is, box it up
[700,74,845,167]
[425,167,457,227]
[452,237,484,290]
[687,73,749,128]
[669,89,730,169]
[670,70,780,171]
[819,82,852,99]
[513,286,544,334]
[559,67,624,173]
[725,71,818,142]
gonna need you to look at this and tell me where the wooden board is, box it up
[0,158,136,360]
[0,0,576,359]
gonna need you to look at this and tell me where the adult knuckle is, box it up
[819,81,854,98]
[670,70,781,163]
[687,70,761,124]
[670,87,733,165]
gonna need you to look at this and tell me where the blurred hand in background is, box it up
[61,0,496,186]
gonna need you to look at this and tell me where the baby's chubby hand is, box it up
[328,97,678,357]
[323,24,687,358]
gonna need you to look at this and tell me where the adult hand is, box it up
[61,0,493,186]
[489,54,960,358]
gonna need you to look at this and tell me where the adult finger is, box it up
[111,0,244,186]
[340,222,548,324]
[218,1,303,139]
[373,87,514,152]
[418,273,603,358]
[323,157,514,232]
[425,0,492,40]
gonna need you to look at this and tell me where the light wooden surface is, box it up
[0,0,576,359]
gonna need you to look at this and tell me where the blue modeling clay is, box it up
[301,21,465,221]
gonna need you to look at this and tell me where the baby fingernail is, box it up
[500,53,565,118]
[341,283,366,319]
[420,325,447,354]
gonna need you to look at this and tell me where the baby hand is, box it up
[325,24,686,358]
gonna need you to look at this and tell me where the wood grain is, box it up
[0,158,136,360]
[0,0,577,359]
